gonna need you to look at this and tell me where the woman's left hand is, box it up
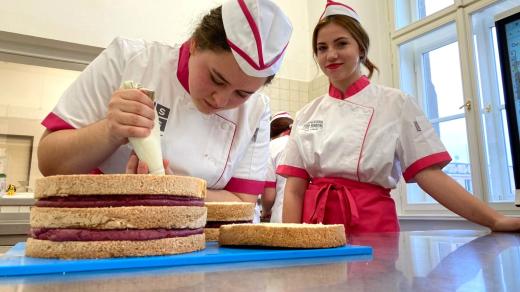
[491,216,520,232]
[126,152,173,174]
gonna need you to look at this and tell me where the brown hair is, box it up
[270,117,293,139]
[191,6,275,84]
[312,15,378,78]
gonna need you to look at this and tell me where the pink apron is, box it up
[302,177,399,233]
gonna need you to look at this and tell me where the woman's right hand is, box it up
[105,88,156,145]
[126,152,173,175]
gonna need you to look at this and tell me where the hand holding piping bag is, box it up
[120,81,165,175]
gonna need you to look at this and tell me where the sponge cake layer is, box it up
[35,174,207,199]
[206,202,255,221]
[219,223,346,248]
[26,234,205,259]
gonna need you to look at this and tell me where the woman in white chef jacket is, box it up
[37,0,293,203]
[279,0,520,232]
[262,111,293,222]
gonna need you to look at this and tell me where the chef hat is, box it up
[271,111,293,123]
[222,0,293,77]
[320,0,360,22]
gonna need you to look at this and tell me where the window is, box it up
[470,2,519,203]
[394,0,455,29]
[398,22,472,205]
[392,0,520,213]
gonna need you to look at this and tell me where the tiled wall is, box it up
[259,75,329,118]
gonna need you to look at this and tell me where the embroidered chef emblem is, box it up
[155,103,170,133]
[301,120,324,132]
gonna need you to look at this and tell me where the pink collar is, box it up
[177,40,191,93]
[328,75,370,100]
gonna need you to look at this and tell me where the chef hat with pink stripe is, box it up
[320,0,360,22]
[222,0,293,78]
[270,111,293,123]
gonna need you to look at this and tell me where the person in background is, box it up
[278,0,520,232]
[262,111,293,222]
[37,0,292,203]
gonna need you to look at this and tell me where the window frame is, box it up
[461,0,520,212]
[389,0,520,216]
[470,9,515,202]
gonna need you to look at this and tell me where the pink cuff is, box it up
[403,151,452,182]
[42,112,75,131]
[224,177,265,195]
[276,165,310,180]
[264,181,276,188]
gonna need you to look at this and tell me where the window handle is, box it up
[459,100,471,111]
[484,104,492,113]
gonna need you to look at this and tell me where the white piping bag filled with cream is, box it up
[121,81,165,175]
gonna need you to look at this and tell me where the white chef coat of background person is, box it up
[278,81,451,189]
[37,0,293,203]
[261,111,293,223]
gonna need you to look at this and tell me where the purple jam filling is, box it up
[35,195,204,208]
[29,227,204,241]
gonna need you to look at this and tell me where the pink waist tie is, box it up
[302,177,399,233]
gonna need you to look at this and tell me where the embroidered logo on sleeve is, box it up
[301,120,324,132]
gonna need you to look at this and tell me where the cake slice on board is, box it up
[219,223,346,248]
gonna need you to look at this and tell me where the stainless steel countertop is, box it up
[1,229,519,292]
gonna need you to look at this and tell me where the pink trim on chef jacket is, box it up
[41,112,75,131]
[177,40,191,93]
[225,177,266,195]
[356,104,374,181]
[403,151,452,182]
[276,165,310,180]
[328,75,370,99]
[265,181,276,188]
[42,112,102,175]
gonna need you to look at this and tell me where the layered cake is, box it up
[204,202,255,241]
[26,174,207,259]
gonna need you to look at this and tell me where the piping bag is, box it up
[121,81,165,175]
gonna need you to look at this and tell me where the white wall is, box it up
[0,0,392,82]
[0,0,311,81]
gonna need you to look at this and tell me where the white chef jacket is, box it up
[278,76,452,189]
[264,134,289,223]
[42,37,270,195]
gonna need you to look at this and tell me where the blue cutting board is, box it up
[0,241,371,277]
